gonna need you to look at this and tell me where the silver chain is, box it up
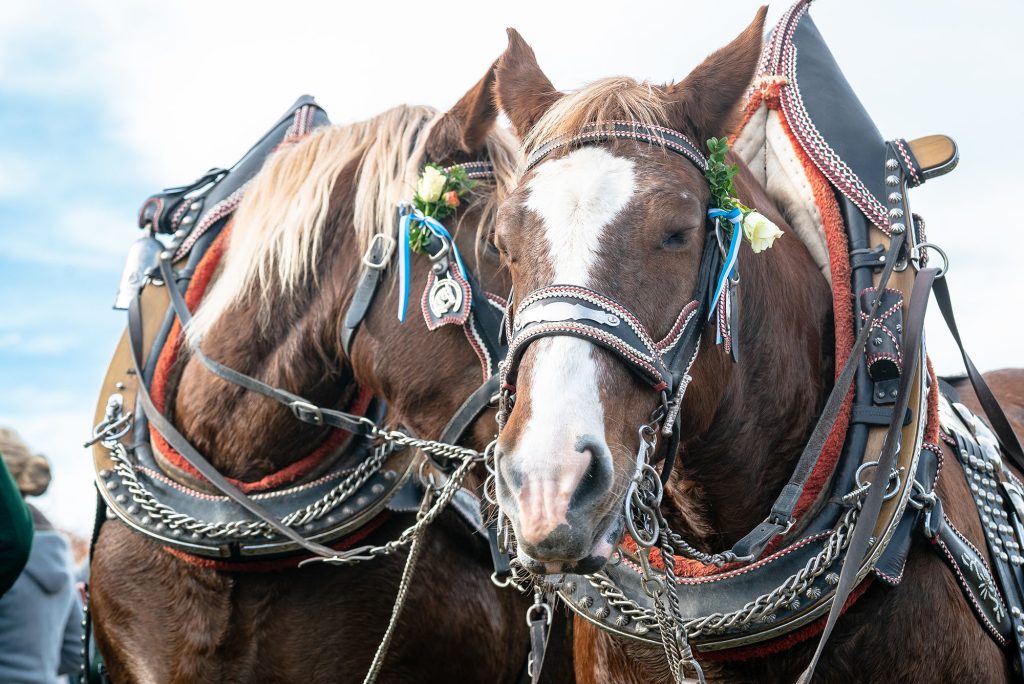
[361,490,433,684]
[587,504,860,639]
[303,448,480,566]
[628,426,705,684]
[105,440,387,538]
[94,411,490,562]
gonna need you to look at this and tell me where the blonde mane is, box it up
[522,76,670,161]
[186,103,519,344]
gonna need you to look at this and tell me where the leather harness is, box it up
[528,3,1024,679]
[84,100,530,682]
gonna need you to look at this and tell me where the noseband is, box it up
[498,123,728,478]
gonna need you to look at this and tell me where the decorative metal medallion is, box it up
[428,276,463,317]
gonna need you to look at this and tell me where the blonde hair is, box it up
[187,104,519,343]
[523,76,670,162]
[0,427,50,497]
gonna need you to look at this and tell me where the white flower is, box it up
[742,211,783,253]
[417,166,447,203]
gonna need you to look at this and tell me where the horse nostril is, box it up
[570,435,612,511]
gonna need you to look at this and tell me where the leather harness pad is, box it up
[769,2,890,229]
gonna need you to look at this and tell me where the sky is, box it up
[1,0,1021,536]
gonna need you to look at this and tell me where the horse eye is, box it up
[661,231,687,249]
[484,240,500,258]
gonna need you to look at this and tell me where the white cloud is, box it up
[0,151,42,199]
[3,203,138,270]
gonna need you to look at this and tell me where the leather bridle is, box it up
[498,123,724,484]
[341,160,508,453]
[497,120,1024,682]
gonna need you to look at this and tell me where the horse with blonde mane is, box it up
[89,66,572,683]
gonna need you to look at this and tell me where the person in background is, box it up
[0,428,84,683]
[0,454,32,596]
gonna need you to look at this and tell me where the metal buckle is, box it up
[854,460,903,500]
[768,513,796,536]
[525,600,553,627]
[426,235,450,262]
[361,233,396,270]
[289,400,324,426]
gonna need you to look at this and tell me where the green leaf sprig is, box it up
[705,137,747,213]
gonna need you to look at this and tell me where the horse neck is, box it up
[172,229,360,482]
[667,173,835,548]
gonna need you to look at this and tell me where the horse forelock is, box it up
[185,104,518,346]
[521,77,669,164]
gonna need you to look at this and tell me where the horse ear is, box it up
[664,6,767,145]
[427,62,501,158]
[493,28,561,139]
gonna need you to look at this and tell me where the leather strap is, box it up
[438,375,500,455]
[730,232,908,560]
[933,277,1024,471]
[525,122,708,174]
[127,285,347,560]
[159,259,373,436]
[800,262,938,682]
[341,239,388,358]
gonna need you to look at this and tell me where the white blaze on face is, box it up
[510,147,637,542]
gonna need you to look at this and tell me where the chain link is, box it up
[95,415,492,560]
[585,504,860,639]
[105,441,387,539]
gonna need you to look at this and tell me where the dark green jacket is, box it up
[0,459,32,595]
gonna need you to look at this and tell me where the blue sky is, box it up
[2,0,1022,536]
[0,90,146,535]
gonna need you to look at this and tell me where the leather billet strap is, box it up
[799,260,940,682]
[729,232,909,561]
[159,259,373,437]
[933,276,1024,471]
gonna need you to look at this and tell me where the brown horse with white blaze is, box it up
[490,10,1021,683]
[89,67,565,683]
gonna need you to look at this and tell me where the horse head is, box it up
[488,10,815,574]
[175,64,518,478]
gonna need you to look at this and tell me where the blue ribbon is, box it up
[706,206,744,343]
[397,208,468,322]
